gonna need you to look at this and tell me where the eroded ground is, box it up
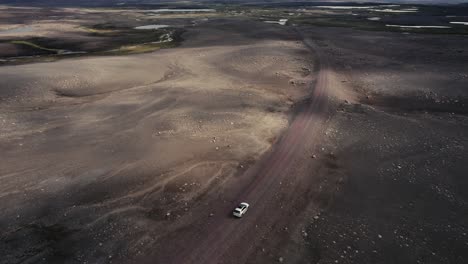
[0,15,313,263]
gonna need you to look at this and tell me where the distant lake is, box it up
[264,19,288,26]
[0,26,34,35]
[450,22,468,26]
[386,24,451,29]
[315,6,373,9]
[148,9,215,13]
[135,25,169,30]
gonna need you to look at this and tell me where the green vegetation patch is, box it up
[10,40,62,54]
[105,30,183,55]
[79,26,116,35]
[0,28,185,66]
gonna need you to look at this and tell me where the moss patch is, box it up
[10,40,61,54]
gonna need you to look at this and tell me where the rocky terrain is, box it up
[1,2,468,264]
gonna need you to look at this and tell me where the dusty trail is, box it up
[148,33,330,264]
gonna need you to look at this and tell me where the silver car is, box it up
[233,202,250,218]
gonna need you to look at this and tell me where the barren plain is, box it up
[1,2,468,264]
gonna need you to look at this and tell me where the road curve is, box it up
[147,30,331,264]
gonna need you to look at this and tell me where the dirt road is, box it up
[148,33,330,264]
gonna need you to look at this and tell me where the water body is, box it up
[0,26,34,35]
[135,25,169,30]
[373,9,418,13]
[386,24,451,29]
[148,9,215,13]
[315,6,373,9]
[312,5,418,14]
[265,19,288,26]
[450,22,468,26]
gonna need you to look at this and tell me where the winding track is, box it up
[148,32,330,264]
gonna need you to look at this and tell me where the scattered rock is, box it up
[311,154,317,159]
